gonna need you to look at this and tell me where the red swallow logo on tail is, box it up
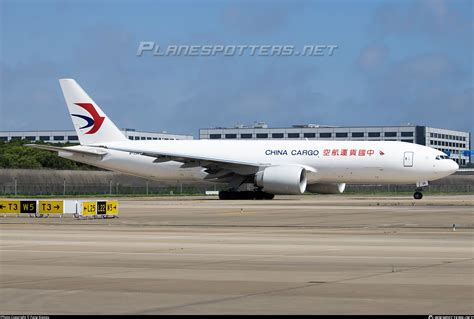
[71,103,105,134]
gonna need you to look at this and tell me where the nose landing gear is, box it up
[413,181,428,200]
[413,190,423,200]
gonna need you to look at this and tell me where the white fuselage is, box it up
[60,140,459,185]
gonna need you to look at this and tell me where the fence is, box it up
[0,180,220,196]
[346,183,473,194]
[0,169,221,196]
[0,169,472,196]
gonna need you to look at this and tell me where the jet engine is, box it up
[306,183,346,194]
[254,165,307,195]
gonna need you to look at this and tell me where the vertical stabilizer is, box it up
[59,79,126,145]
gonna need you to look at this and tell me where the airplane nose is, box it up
[447,160,459,174]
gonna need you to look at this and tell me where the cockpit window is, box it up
[435,155,450,160]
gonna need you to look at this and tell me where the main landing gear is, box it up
[218,190,275,200]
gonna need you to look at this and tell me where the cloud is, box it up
[166,61,328,131]
[372,0,472,40]
[356,43,390,73]
[0,61,67,131]
[358,0,473,133]
[1,0,471,138]
[361,53,472,131]
[221,1,305,37]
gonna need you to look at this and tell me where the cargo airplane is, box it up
[28,79,459,200]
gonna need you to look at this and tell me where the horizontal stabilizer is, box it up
[26,144,108,157]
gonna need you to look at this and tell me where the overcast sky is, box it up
[0,0,472,137]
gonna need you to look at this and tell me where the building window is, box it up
[368,132,380,138]
[401,131,414,137]
[272,133,284,138]
[336,132,348,138]
[147,137,152,140]
[128,136,134,140]
[68,136,79,141]
[0,136,8,142]
[401,139,413,143]
[153,138,158,140]
[320,133,332,138]
[288,133,300,138]
[39,136,50,141]
[141,137,146,140]
[53,136,64,141]
[385,132,397,137]
[240,133,252,139]
[25,136,36,141]
[352,132,364,138]
[11,136,22,140]
[135,136,140,140]
[303,133,316,138]
[256,133,268,139]
[210,134,221,139]
[225,134,237,139]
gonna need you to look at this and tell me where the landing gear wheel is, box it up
[254,192,274,200]
[263,193,275,200]
[218,191,230,200]
[413,191,423,200]
[218,190,275,200]
[254,192,265,200]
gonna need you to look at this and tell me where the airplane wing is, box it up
[135,149,270,178]
[26,144,108,158]
[108,147,316,182]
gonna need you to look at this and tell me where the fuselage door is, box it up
[403,151,414,167]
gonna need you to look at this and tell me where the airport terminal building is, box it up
[199,123,471,165]
[0,128,193,144]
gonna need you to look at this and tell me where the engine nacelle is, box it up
[306,183,346,194]
[254,165,307,195]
